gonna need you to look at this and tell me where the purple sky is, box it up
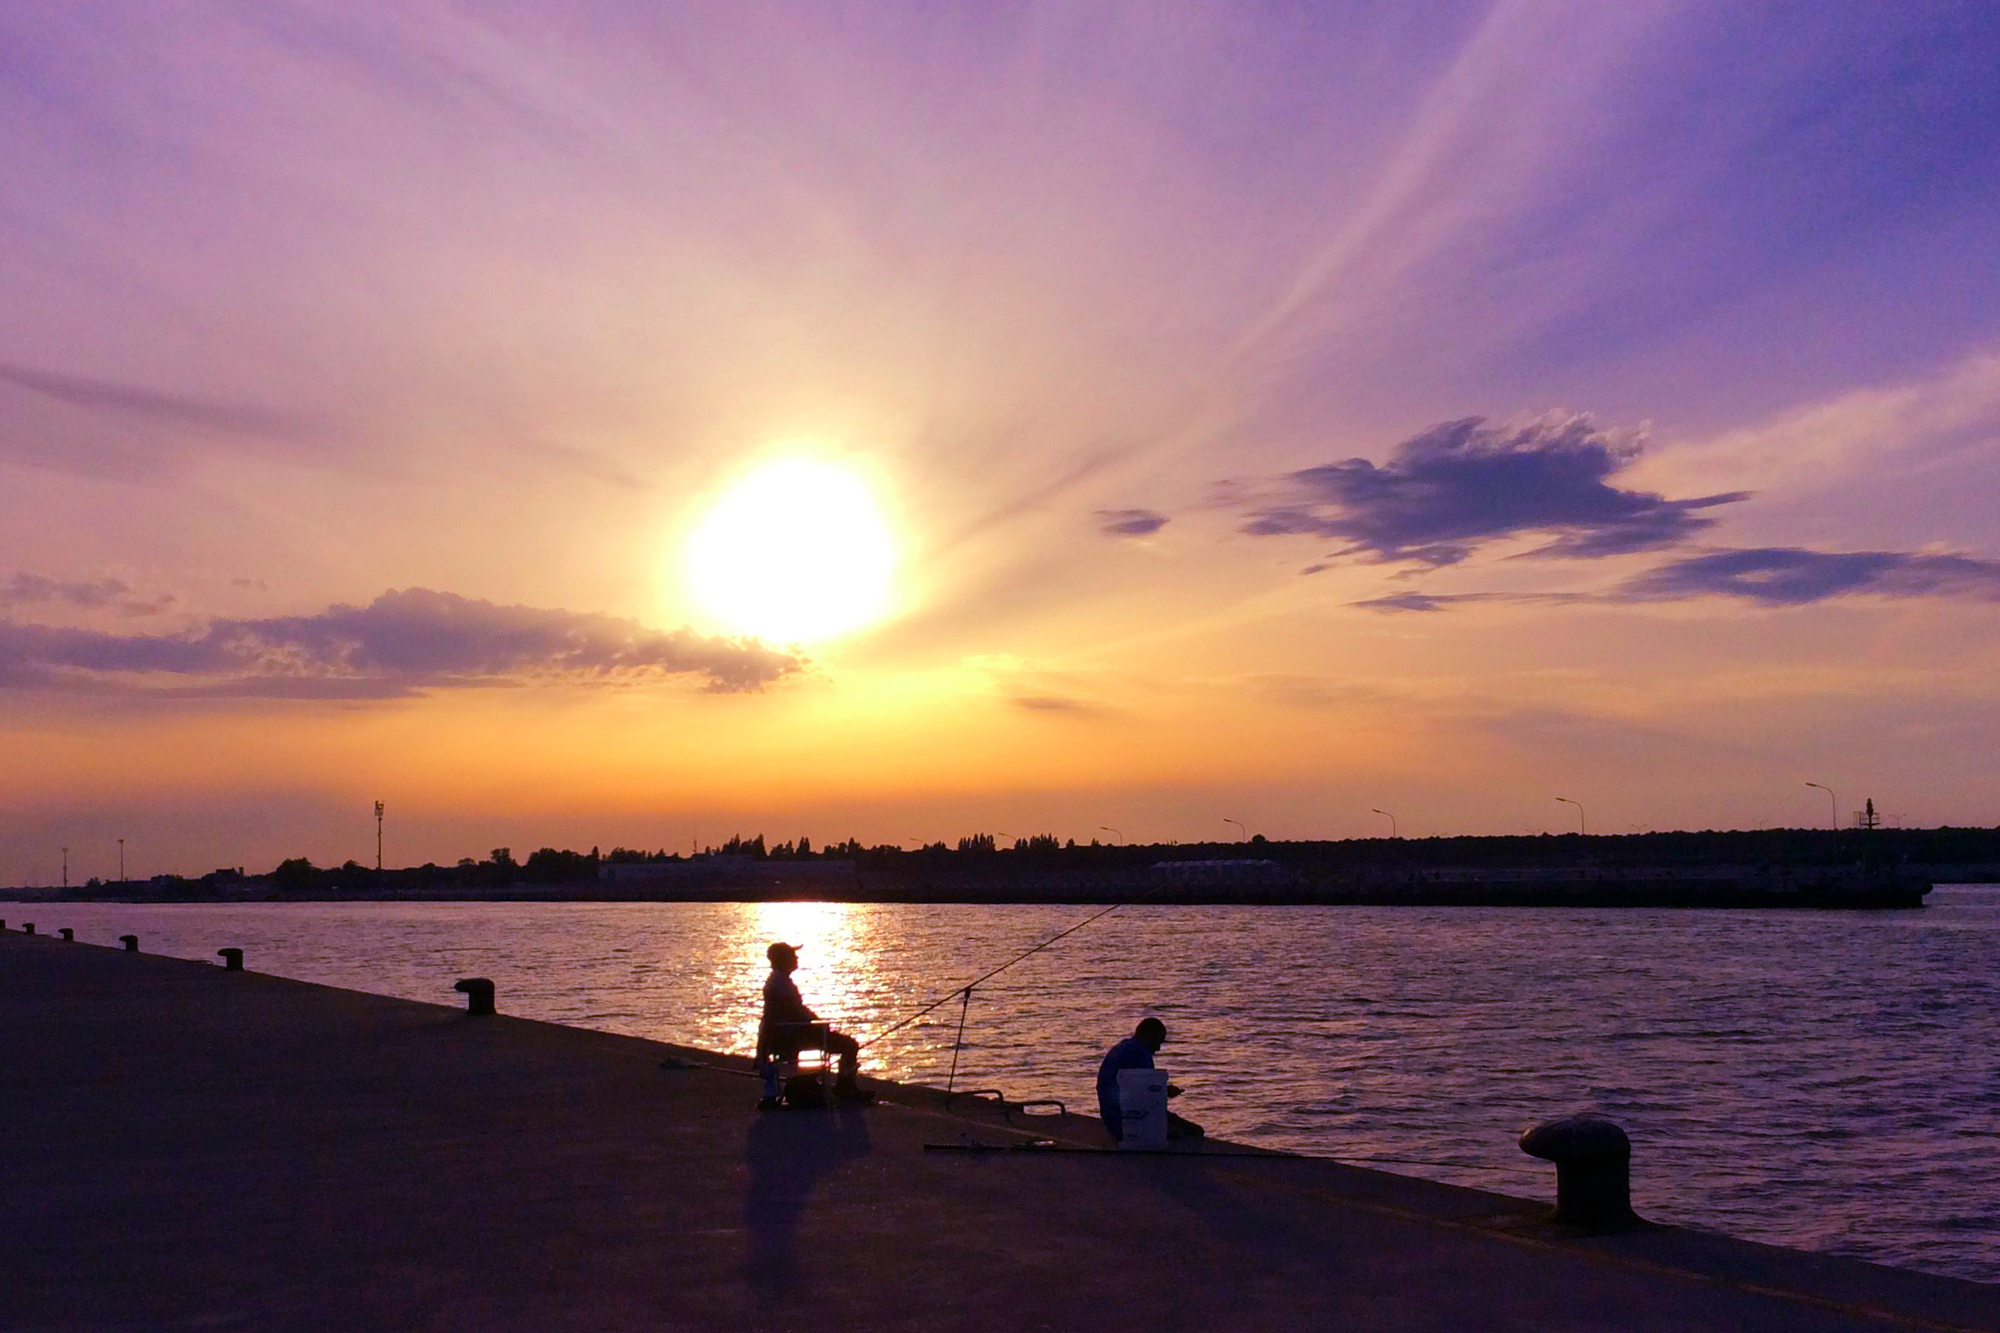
[4,2,1999,880]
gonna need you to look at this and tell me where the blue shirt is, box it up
[1096,1036,1155,1139]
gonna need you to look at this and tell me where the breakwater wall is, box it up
[6,925,1995,1331]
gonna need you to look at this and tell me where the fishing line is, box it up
[859,881,1169,1052]
[855,896,1546,1181]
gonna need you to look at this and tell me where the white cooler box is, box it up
[1116,1067,1170,1150]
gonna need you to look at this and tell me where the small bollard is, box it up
[58,928,74,941]
[1519,1115,1639,1229]
[454,977,496,1016]
[217,947,244,971]
[22,923,33,935]
[120,934,139,952]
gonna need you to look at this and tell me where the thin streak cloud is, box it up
[1616,548,2000,608]
[0,363,321,440]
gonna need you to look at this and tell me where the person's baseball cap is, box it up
[767,941,799,963]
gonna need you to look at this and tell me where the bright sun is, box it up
[683,456,898,643]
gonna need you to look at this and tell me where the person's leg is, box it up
[826,1030,861,1084]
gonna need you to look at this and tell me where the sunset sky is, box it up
[5,2,2000,882]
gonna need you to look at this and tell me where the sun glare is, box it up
[683,456,898,644]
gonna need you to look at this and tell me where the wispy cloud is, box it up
[0,363,321,440]
[1615,548,2000,607]
[1348,547,2000,614]
[1652,348,2000,499]
[1240,415,1745,567]
[1009,693,1106,716]
[1225,3,1684,371]
[1096,508,1168,538]
[0,588,800,695]
[0,571,174,617]
[1349,591,1493,614]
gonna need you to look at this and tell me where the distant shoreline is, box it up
[14,827,1991,908]
[1,873,1949,910]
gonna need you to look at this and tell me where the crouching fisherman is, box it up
[1097,1016,1204,1144]
[758,942,874,1106]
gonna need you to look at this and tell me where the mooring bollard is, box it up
[58,928,74,941]
[120,934,139,952]
[22,923,33,935]
[1519,1115,1638,1228]
[217,947,244,971]
[454,977,496,1016]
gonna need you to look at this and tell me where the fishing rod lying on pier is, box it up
[858,881,1170,1088]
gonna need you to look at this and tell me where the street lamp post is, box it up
[1099,825,1123,845]
[1372,809,1398,838]
[118,838,125,883]
[374,801,385,872]
[61,847,68,889]
[1555,797,1586,836]
[1222,817,1246,843]
[1805,783,1838,830]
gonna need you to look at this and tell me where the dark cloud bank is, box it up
[0,588,800,696]
[1241,416,1745,566]
[1111,413,1998,615]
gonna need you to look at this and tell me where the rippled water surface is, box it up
[17,891,2000,1283]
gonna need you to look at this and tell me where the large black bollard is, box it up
[1519,1115,1638,1229]
[217,948,244,971]
[22,923,33,935]
[58,928,74,941]
[454,977,496,1016]
[119,934,139,952]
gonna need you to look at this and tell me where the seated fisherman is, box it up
[1096,1016,1203,1143]
[759,942,872,1105]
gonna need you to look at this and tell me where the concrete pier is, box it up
[5,931,1994,1331]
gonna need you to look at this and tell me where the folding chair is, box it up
[757,1021,833,1108]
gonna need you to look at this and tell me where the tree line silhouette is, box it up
[24,823,2000,900]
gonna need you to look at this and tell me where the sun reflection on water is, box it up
[722,900,880,1063]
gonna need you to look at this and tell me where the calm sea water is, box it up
[13,890,1999,1284]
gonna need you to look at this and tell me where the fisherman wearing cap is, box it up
[759,941,872,1106]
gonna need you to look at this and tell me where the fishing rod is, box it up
[858,881,1170,1052]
